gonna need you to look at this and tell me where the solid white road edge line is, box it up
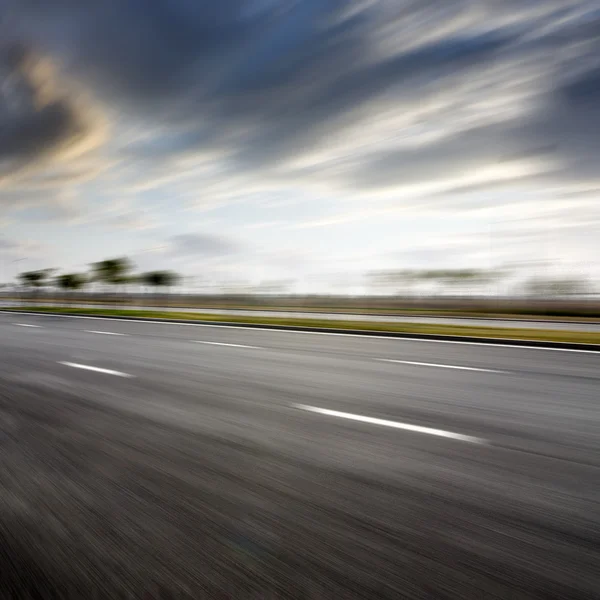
[3,310,598,354]
[85,330,127,336]
[193,341,261,349]
[16,323,41,328]
[378,359,505,373]
[59,362,134,378]
[294,404,487,445]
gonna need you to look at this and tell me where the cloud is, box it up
[1,0,600,217]
[0,237,17,252]
[168,233,242,257]
[0,44,107,187]
[540,66,600,183]
[107,213,159,231]
[160,231,317,282]
[0,235,49,261]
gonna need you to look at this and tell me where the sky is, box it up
[1,0,599,293]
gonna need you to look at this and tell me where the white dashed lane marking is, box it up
[294,404,487,445]
[193,341,261,349]
[16,323,42,328]
[377,359,505,373]
[85,330,127,336]
[59,362,134,378]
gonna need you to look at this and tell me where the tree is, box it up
[140,270,179,304]
[18,269,54,298]
[90,257,132,301]
[56,273,87,304]
[91,257,132,285]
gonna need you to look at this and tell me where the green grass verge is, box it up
[3,305,600,345]
[5,297,600,320]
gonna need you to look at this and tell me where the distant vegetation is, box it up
[15,257,180,300]
[10,262,595,299]
[366,268,593,298]
[3,260,598,318]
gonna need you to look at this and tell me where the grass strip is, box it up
[5,298,600,321]
[3,306,600,345]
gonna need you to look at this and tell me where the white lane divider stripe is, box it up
[378,359,504,373]
[16,323,41,328]
[193,341,261,349]
[85,330,127,336]
[59,362,134,378]
[294,404,487,445]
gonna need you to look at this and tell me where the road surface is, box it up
[2,301,600,331]
[1,311,599,598]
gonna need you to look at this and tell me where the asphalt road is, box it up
[1,311,599,599]
[3,300,600,331]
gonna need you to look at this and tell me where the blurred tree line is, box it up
[366,268,593,298]
[17,257,180,300]
[9,262,595,300]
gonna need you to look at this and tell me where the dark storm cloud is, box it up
[495,61,600,190]
[1,0,600,193]
[2,1,494,113]
[227,29,519,168]
[0,42,105,182]
[2,0,280,105]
